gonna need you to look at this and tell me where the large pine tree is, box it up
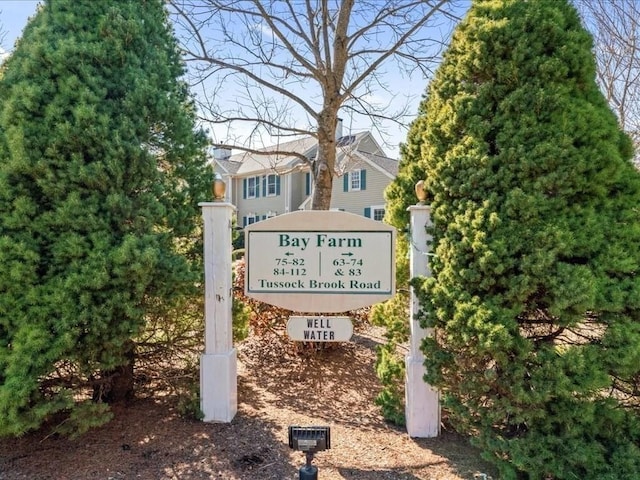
[0,0,213,435]
[413,0,640,478]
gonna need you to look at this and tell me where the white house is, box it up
[212,125,398,228]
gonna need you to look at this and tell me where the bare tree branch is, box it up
[342,0,450,100]
[576,0,640,167]
[169,0,461,209]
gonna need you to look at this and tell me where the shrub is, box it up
[414,1,640,478]
[0,0,212,436]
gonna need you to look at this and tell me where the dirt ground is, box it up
[0,325,497,480]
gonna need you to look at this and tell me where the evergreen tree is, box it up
[413,0,640,478]
[0,0,213,435]
[384,98,431,235]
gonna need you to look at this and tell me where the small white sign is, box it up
[286,316,353,342]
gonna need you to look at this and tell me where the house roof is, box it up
[212,131,394,177]
[216,136,318,176]
[214,157,241,175]
[356,151,399,177]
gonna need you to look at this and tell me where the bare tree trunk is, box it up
[312,110,339,209]
[93,340,136,404]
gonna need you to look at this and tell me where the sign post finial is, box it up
[415,180,427,205]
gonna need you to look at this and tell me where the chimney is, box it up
[336,118,343,140]
[213,147,232,161]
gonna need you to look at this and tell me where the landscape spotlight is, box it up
[288,426,331,480]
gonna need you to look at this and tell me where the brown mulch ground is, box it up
[0,326,497,480]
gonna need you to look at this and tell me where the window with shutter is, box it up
[247,176,259,199]
[245,215,259,225]
[368,205,385,221]
[265,174,278,196]
[345,169,365,192]
[350,170,361,191]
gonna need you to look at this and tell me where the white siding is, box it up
[330,167,390,217]
[290,170,307,211]
[355,135,384,155]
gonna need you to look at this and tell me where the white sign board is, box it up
[247,230,392,294]
[245,211,395,312]
[287,316,353,342]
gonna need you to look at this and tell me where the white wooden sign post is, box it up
[199,199,237,422]
[199,192,438,436]
[405,186,440,437]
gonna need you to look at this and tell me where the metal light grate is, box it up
[288,426,331,452]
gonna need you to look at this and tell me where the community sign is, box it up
[244,210,395,312]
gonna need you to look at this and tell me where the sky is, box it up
[0,1,454,159]
[0,1,40,60]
